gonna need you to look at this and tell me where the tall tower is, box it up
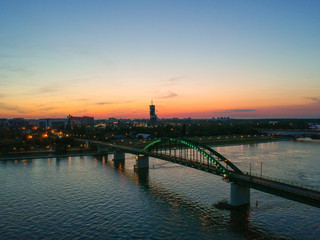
[149,100,157,126]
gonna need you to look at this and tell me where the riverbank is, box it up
[0,136,280,160]
[296,137,320,143]
[0,149,108,161]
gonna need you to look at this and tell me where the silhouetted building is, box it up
[9,118,27,128]
[38,118,67,129]
[67,115,94,128]
[149,100,157,126]
[217,117,231,121]
[0,118,8,128]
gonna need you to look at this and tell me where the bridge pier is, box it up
[113,151,125,161]
[134,155,149,169]
[230,183,250,207]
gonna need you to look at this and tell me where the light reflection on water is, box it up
[0,141,319,239]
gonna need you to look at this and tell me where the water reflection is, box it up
[102,155,107,164]
[77,153,313,239]
[229,208,252,236]
[113,159,125,171]
[15,159,34,166]
[54,156,70,168]
[110,158,284,239]
[2,141,318,240]
[134,168,149,188]
[93,154,108,165]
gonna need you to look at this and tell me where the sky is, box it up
[0,0,320,119]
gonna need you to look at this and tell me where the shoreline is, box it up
[0,149,109,161]
[296,137,320,143]
[0,136,281,161]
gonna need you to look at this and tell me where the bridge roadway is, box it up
[229,173,320,208]
[84,139,320,208]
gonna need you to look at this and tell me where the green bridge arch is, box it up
[143,138,243,175]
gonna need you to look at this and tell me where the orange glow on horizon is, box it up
[1,92,320,119]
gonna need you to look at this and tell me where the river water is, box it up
[1,140,319,239]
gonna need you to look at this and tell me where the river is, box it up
[0,140,319,239]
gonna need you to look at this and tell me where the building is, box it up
[8,118,27,128]
[38,118,68,129]
[149,100,157,126]
[67,115,94,128]
[216,117,231,121]
[0,118,8,128]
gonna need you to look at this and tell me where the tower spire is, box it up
[149,100,157,126]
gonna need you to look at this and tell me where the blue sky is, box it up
[1,0,320,118]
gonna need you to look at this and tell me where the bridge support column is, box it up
[114,151,125,161]
[134,155,149,169]
[230,183,250,207]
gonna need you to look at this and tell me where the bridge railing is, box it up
[248,172,319,192]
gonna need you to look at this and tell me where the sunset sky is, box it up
[1,0,320,119]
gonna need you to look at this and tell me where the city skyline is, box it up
[1,1,320,119]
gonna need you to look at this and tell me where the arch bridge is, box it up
[142,137,242,177]
[81,138,320,208]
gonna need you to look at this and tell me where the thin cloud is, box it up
[0,102,25,113]
[91,100,135,106]
[37,100,64,106]
[306,97,320,104]
[28,86,60,95]
[74,109,89,115]
[156,91,178,99]
[167,76,183,83]
[0,53,53,60]
[94,102,115,105]
[0,65,35,78]
[39,107,57,111]
[219,109,256,113]
[158,76,183,87]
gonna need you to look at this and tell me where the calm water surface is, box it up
[1,140,319,239]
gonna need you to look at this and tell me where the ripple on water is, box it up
[1,141,320,239]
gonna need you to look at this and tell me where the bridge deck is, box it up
[146,151,320,207]
[230,173,320,208]
[81,139,320,208]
